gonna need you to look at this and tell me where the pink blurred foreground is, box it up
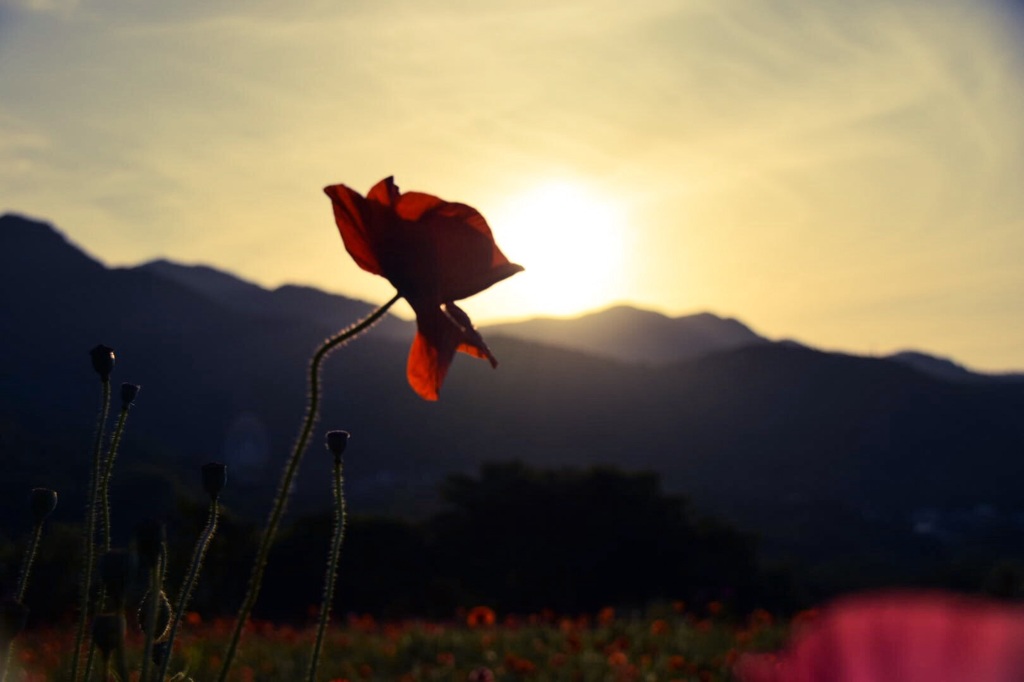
[735,591,1024,682]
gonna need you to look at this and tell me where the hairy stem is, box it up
[306,453,347,682]
[157,500,219,681]
[100,407,131,552]
[217,294,400,682]
[16,522,43,604]
[139,549,164,682]
[71,379,111,682]
[0,520,45,682]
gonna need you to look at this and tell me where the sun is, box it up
[482,180,630,318]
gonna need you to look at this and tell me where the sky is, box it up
[2,0,1024,370]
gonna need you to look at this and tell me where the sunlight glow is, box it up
[486,181,630,318]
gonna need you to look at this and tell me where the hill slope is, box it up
[4,212,1024,568]
[483,305,766,364]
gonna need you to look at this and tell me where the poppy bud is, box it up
[202,462,227,501]
[91,613,126,658]
[138,590,172,642]
[134,519,165,570]
[326,430,350,459]
[29,488,58,524]
[99,549,134,607]
[0,599,28,642]
[89,345,115,381]
[120,383,141,407]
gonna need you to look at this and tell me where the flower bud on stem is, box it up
[0,488,59,681]
[217,294,399,682]
[71,371,112,682]
[306,432,349,682]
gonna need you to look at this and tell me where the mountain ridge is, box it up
[135,258,412,339]
[5,211,1024,575]
[7,211,1011,378]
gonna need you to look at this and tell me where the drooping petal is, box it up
[323,184,384,276]
[443,302,497,367]
[406,302,498,400]
[406,308,461,401]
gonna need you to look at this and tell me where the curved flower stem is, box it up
[85,402,131,681]
[71,378,111,682]
[305,451,347,682]
[100,406,131,552]
[217,294,400,682]
[157,500,219,681]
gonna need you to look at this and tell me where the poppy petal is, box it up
[406,331,445,401]
[366,176,401,208]
[443,302,497,367]
[406,302,501,400]
[392,190,446,222]
[323,184,384,276]
[372,199,523,303]
[405,200,524,302]
[406,308,461,401]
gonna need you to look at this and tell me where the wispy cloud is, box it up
[3,0,80,17]
[2,0,1023,367]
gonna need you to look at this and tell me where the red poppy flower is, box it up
[465,605,497,628]
[734,591,1024,682]
[324,177,523,400]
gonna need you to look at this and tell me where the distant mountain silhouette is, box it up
[137,259,413,340]
[4,212,1024,576]
[483,305,766,364]
[483,306,1020,385]
[884,350,1024,384]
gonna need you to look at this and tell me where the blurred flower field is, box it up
[7,604,789,681]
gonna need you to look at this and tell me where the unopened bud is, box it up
[138,590,172,642]
[89,345,115,382]
[202,462,227,501]
[120,383,141,407]
[326,430,350,460]
[29,488,58,524]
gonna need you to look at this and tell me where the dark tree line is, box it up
[2,462,763,624]
[244,462,760,619]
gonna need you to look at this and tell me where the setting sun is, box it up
[484,181,630,318]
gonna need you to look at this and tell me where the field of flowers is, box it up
[8,604,789,681]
